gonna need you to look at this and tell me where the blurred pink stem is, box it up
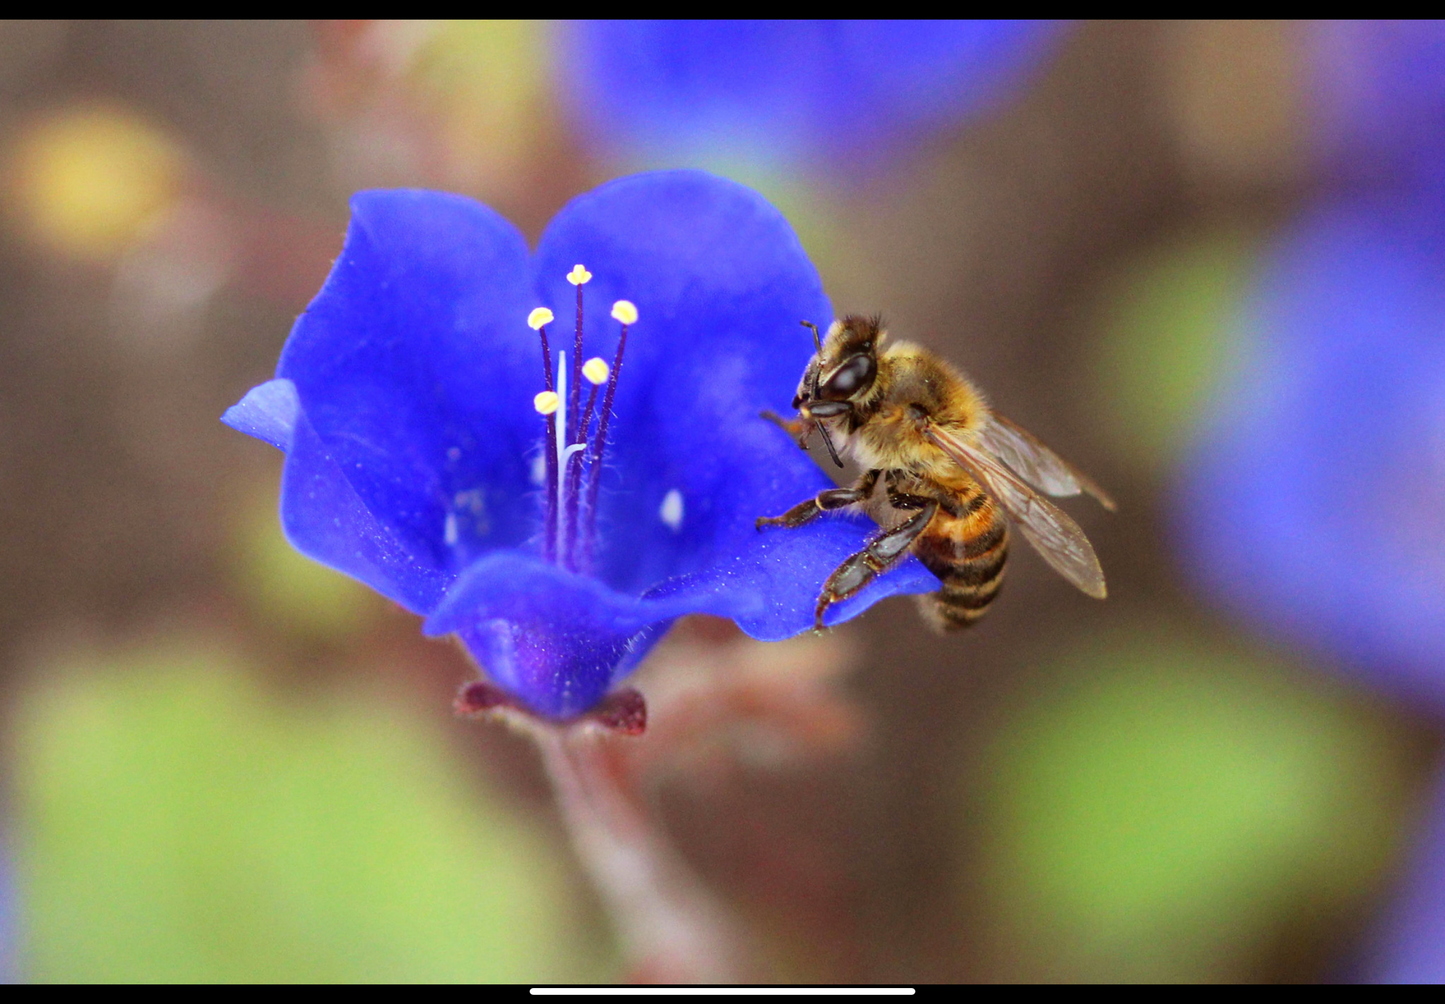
[534,728,743,984]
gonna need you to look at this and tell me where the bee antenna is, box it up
[800,319,822,353]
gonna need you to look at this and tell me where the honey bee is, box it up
[758,315,1115,631]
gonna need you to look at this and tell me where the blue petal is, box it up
[1176,199,1445,706]
[221,378,299,452]
[640,519,939,638]
[426,536,936,716]
[282,405,454,614]
[531,170,937,629]
[272,189,541,608]
[561,20,1065,171]
[426,553,672,717]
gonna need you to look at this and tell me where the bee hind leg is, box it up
[757,470,881,531]
[814,500,937,631]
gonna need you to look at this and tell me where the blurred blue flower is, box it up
[560,20,1066,174]
[0,832,13,983]
[1368,781,1445,982]
[1312,20,1445,185]
[1177,194,1445,707]
[224,171,935,717]
[1178,21,1445,981]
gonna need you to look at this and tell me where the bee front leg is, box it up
[757,471,881,531]
[760,409,808,446]
[814,500,937,630]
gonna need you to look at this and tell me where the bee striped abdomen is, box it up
[912,486,1009,631]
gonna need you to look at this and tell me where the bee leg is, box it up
[814,501,937,630]
[760,409,808,445]
[756,497,823,530]
[887,492,934,511]
[757,471,880,531]
[755,488,861,530]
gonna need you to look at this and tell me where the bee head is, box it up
[793,314,883,409]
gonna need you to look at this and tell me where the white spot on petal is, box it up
[531,454,546,486]
[659,489,684,532]
[444,512,459,546]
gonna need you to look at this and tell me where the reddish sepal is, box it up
[589,687,647,735]
[454,679,647,736]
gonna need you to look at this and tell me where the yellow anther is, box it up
[582,357,610,385]
[533,390,560,415]
[527,307,554,330]
[566,264,592,286]
[611,300,638,325]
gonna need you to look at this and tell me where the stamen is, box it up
[579,356,609,444]
[582,357,610,385]
[566,357,610,566]
[568,268,587,452]
[563,268,591,568]
[531,286,637,574]
[530,307,559,563]
[583,301,637,562]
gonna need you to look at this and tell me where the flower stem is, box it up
[533,727,743,984]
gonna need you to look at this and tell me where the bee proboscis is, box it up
[758,315,1115,631]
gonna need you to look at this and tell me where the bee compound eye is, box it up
[819,353,876,401]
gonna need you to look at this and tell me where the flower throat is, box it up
[529,264,636,574]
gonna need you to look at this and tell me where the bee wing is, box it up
[977,412,1117,512]
[925,424,1108,599]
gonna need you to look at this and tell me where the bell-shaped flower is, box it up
[223,170,936,718]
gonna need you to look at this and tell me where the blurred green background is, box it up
[0,20,1435,983]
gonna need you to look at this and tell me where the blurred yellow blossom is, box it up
[4,104,188,264]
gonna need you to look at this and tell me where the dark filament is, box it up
[536,322,558,564]
[565,375,602,569]
[582,320,628,568]
[569,282,584,448]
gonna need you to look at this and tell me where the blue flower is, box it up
[224,171,936,718]
[1312,20,1445,185]
[559,20,1066,174]
[1176,24,1445,979]
[1367,780,1445,982]
[1176,195,1445,708]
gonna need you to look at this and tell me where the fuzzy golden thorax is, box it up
[833,339,988,482]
